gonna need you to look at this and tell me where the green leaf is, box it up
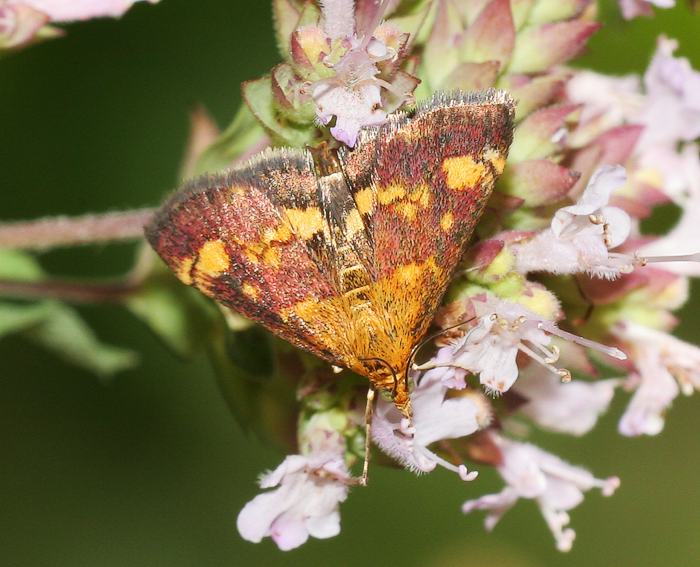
[125,252,217,358]
[272,0,301,61]
[0,248,137,377]
[193,104,267,175]
[0,248,44,280]
[0,302,52,338]
[23,302,138,378]
[242,75,316,148]
[209,319,298,450]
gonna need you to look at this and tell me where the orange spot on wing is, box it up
[440,212,454,232]
[242,283,259,300]
[354,187,375,216]
[442,156,486,190]
[285,207,326,240]
[175,256,194,285]
[196,240,230,276]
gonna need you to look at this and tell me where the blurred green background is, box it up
[1,1,699,566]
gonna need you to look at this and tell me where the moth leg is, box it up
[359,386,376,487]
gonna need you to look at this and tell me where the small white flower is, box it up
[14,0,155,22]
[236,452,349,551]
[566,71,643,146]
[462,434,620,552]
[637,144,700,277]
[417,295,625,396]
[451,299,556,395]
[616,321,700,436]
[638,36,700,151]
[514,368,620,436]
[372,373,489,480]
[513,165,634,278]
[311,0,408,146]
[618,0,675,20]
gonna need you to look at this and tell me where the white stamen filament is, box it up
[538,321,627,360]
[518,342,565,378]
[642,252,700,264]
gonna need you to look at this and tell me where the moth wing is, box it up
[340,90,516,353]
[145,149,362,367]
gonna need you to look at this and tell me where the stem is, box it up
[0,278,139,303]
[0,208,155,251]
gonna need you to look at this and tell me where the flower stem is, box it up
[0,278,139,303]
[0,208,155,250]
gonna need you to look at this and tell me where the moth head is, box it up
[360,357,412,419]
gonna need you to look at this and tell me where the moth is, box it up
[147,90,515,420]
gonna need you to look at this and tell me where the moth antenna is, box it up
[405,316,478,383]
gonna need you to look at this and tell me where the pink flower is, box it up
[372,372,489,480]
[637,144,700,276]
[615,322,700,436]
[417,295,625,395]
[462,434,620,552]
[618,0,675,20]
[638,36,700,151]
[310,0,411,146]
[513,165,634,278]
[0,1,48,48]
[514,369,619,436]
[236,452,349,550]
[9,0,154,22]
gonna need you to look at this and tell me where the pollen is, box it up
[442,156,486,190]
[285,207,326,240]
[196,240,230,277]
[440,212,454,232]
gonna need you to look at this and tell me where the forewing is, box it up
[340,90,515,354]
[145,149,356,366]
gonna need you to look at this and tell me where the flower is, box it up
[513,165,634,278]
[371,371,489,480]
[514,369,620,436]
[0,1,48,48]
[16,0,155,22]
[462,434,620,552]
[618,0,675,19]
[419,295,625,396]
[309,0,412,146]
[236,452,350,551]
[638,36,700,151]
[0,0,156,49]
[615,321,700,436]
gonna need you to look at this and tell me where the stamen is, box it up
[518,342,565,377]
[538,321,627,360]
[642,252,700,264]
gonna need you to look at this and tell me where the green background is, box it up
[1,1,699,565]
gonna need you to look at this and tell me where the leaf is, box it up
[193,104,268,175]
[0,302,52,338]
[272,0,302,60]
[125,251,217,358]
[209,318,299,450]
[242,75,317,148]
[23,302,138,378]
[0,248,137,377]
